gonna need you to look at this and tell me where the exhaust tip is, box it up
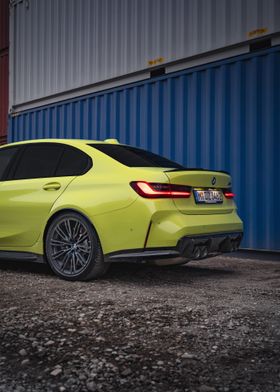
[200,246,208,258]
[193,246,201,259]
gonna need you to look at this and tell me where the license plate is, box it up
[194,189,223,204]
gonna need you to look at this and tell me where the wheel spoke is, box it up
[71,253,75,273]
[60,252,71,272]
[77,243,91,254]
[64,219,73,239]
[71,253,77,273]
[76,232,89,245]
[76,251,87,266]
[72,221,81,241]
[50,238,70,247]
[52,248,71,260]
[55,225,69,241]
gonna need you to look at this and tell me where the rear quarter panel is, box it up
[48,162,173,255]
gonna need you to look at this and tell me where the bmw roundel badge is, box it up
[212,176,216,185]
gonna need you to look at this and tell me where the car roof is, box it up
[3,139,120,147]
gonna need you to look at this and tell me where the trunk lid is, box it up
[164,169,234,215]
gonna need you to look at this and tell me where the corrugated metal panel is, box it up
[0,0,9,50]
[0,0,9,144]
[0,50,8,141]
[10,0,280,108]
[9,46,280,251]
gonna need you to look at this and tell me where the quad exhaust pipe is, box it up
[178,233,243,261]
[192,238,239,260]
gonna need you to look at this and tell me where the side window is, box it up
[13,144,64,180]
[0,147,19,180]
[55,146,91,176]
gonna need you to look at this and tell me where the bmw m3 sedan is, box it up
[0,139,243,280]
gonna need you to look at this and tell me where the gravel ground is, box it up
[0,253,279,392]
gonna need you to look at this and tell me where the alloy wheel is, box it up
[49,218,92,277]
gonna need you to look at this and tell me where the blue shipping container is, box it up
[9,46,280,251]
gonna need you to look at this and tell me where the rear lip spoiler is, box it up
[107,249,179,261]
[165,168,230,175]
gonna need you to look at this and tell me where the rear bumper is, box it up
[105,231,243,262]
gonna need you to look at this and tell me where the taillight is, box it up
[130,181,191,198]
[223,188,235,199]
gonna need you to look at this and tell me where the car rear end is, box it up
[88,142,243,262]
[131,169,243,261]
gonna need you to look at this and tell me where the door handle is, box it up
[43,182,61,191]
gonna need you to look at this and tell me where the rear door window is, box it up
[12,143,64,180]
[55,145,91,176]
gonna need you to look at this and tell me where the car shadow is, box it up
[0,260,53,277]
[104,261,237,284]
[0,259,237,284]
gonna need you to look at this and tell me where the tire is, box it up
[45,212,110,281]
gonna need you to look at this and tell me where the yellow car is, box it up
[0,139,243,280]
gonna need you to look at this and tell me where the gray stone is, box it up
[50,368,62,376]
[86,381,97,391]
[199,385,217,392]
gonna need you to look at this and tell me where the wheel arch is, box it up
[43,208,103,255]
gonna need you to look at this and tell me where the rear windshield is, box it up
[89,144,185,169]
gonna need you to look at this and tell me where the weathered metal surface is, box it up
[0,50,8,143]
[9,0,280,109]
